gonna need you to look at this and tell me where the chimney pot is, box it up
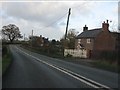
[40,35,42,37]
[107,20,108,23]
[83,25,88,31]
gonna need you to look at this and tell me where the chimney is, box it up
[102,20,109,32]
[40,35,42,38]
[83,25,88,31]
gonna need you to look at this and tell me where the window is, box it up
[87,39,91,43]
[78,39,81,44]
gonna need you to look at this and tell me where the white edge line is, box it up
[58,67,111,89]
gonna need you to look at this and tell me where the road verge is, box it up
[2,45,12,75]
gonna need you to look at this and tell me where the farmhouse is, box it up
[75,20,120,58]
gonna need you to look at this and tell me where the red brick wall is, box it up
[94,31,116,51]
[75,38,94,50]
[81,38,94,50]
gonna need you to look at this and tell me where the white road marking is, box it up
[15,46,111,89]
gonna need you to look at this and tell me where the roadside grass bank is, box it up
[0,61,1,75]
[2,45,12,75]
[0,44,2,75]
[91,60,118,73]
[21,45,119,73]
[57,57,119,73]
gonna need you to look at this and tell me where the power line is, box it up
[39,12,68,30]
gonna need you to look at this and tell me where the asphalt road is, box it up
[3,45,118,88]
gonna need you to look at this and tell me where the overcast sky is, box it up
[0,0,119,40]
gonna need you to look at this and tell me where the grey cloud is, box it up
[1,1,97,40]
[2,2,94,25]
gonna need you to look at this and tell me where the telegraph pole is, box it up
[32,30,33,36]
[31,30,33,47]
[63,8,71,56]
[65,8,71,40]
[24,34,25,41]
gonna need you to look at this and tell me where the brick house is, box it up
[29,35,49,47]
[75,20,120,58]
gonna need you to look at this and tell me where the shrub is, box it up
[66,53,73,57]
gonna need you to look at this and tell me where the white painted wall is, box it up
[64,49,87,58]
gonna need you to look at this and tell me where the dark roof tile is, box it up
[76,28,102,38]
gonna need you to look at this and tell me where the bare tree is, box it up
[2,24,22,42]
[60,29,78,49]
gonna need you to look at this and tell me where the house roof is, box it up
[110,32,120,39]
[76,28,102,39]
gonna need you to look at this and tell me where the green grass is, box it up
[2,46,12,75]
[92,60,118,73]
[0,58,2,75]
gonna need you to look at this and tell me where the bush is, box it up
[66,53,73,57]
[91,50,118,62]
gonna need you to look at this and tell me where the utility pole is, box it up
[31,30,33,47]
[24,34,25,41]
[32,30,33,36]
[65,8,71,40]
[63,8,71,56]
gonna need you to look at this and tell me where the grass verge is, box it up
[2,45,12,75]
[91,60,118,73]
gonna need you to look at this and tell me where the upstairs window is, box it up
[87,39,91,43]
[78,39,81,44]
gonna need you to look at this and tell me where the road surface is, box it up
[3,45,118,88]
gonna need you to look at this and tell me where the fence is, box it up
[64,49,88,58]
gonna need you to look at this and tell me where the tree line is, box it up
[1,24,78,49]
